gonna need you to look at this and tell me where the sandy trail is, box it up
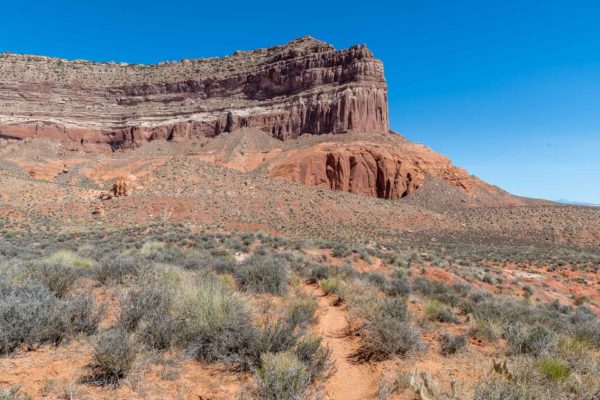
[304,283,381,400]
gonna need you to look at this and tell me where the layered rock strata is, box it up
[0,37,388,150]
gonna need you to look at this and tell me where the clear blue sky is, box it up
[2,1,599,203]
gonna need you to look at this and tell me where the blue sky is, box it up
[2,1,599,203]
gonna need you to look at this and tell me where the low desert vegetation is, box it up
[439,333,468,355]
[0,278,102,355]
[89,327,138,385]
[352,296,424,361]
[0,223,598,399]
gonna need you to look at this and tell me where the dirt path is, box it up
[304,283,382,400]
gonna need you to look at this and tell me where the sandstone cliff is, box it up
[266,138,495,200]
[0,37,387,150]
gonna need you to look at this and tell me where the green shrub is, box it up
[320,277,347,303]
[256,352,310,400]
[424,300,459,323]
[178,277,257,365]
[301,263,330,284]
[285,295,318,329]
[46,250,93,269]
[90,328,137,386]
[568,306,600,346]
[362,271,386,289]
[539,358,570,381]
[119,283,182,350]
[332,244,350,258]
[236,254,289,295]
[59,294,104,336]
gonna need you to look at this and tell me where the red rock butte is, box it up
[0,37,530,205]
[0,37,388,150]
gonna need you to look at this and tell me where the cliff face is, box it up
[0,37,388,150]
[267,140,486,200]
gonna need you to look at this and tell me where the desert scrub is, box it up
[355,297,423,361]
[45,250,94,269]
[24,261,77,297]
[567,306,600,346]
[297,262,330,284]
[119,284,181,349]
[138,240,186,263]
[176,276,258,365]
[248,318,300,363]
[413,277,461,306]
[284,294,318,329]
[504,323,556,356]
[471,378,530,400]
[90,328,137,386]
[331,244,350,258]
[320,277,347,303]
[95,254,139,285]
[384,270,410,297]
[439,333,467,355]
[361,271,387,290]
[469,320,502,342]
[235,253,290,295]
[0,386,33,400]
[424,300,459,323]
[121,271,257,363]
[256,351,310,400]
[0,281,102,355]
[538,358,570,381]
[293,335,334,383]
[473,354,600,400]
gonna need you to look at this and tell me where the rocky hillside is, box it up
[0,37,387,150]
[0,37,539,206]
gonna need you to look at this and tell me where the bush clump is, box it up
[293,335,334,383]
[0,386,33,400]
[472,378,530,400]
[384,271,410,297]
[505,323,556,356]
[95,255,138,285]
[285,294,318,330]
[90,328,137,386]
[320,277,347,304]
[538,358,570,381]
[355,297,423,361]
[0,281,102,355]
[256,351,310,400]
[235,253,290,295]
[424,300,459,324]
[439,333,468,355]
[25,261,76,297]
[45,250,93,270]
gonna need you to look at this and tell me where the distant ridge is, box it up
[557,199,599,207]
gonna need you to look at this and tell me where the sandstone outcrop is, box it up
[0,37,387,150]
[109,176,128,197]
[267,140,487,200]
